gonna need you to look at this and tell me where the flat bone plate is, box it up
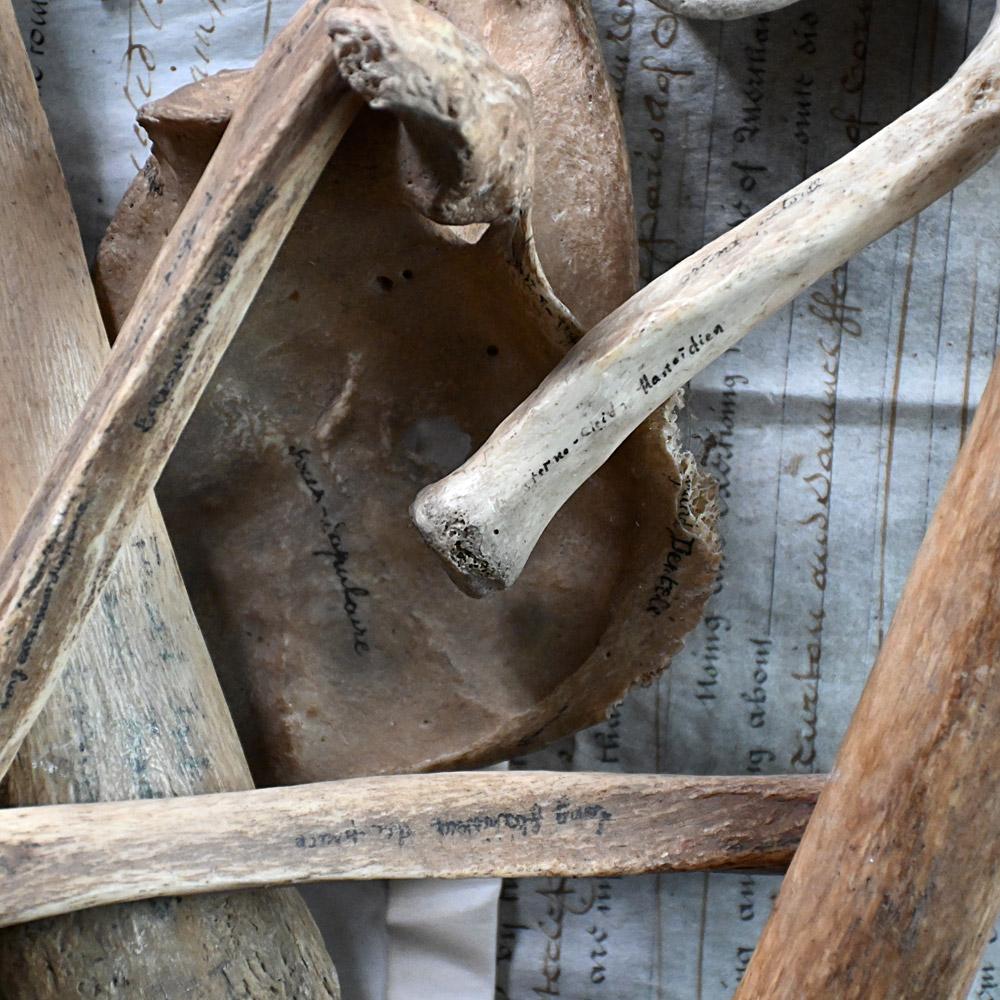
[96,0,720,783]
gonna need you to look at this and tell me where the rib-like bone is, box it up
[655,0,804,18]
[0,0,362,781]
[412,10,1000,596]
[0,771,823,929]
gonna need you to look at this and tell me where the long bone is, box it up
[0,770,822,928]
[655,0,804,18]
[0,2,337,993]
[0,0,355,780]
[411,10,1000,596]
[0,0,528,779]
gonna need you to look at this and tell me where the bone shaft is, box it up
[0,3,337,992]
[414,12,1000,592]
[735,363,1000,996]
[0,2,361,780]
[0,771,822,928]
[655,0,806,18]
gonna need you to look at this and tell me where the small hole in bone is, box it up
[401,269,414,280]
[375,275,393,292]
[486,344,499,357]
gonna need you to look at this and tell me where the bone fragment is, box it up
[0,0,363,781]
[0,3,338,994]
[412,9,1000,596]
[0,771,823,929]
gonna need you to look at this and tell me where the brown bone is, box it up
[0,1,338,994]
[96,0,720,784]
[735,322,1000,993]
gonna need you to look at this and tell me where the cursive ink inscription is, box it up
[646,529,695,617]
[638,325,723,395]
[554,798,612,836]
[529,403,626,485]
[289,446,370,654]
[134,185,276,432]
[432,803,543,838]
[295,820,412,849]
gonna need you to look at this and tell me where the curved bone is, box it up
[411,11,1000,596]
[330,0,534,224]
[0,0,360,782]
[654,0,804,19]
[95,1,718,783]
[0,771,824,929]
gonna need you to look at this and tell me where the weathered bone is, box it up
[412,10,1000,596]
[0,0,361,781]
[96,0,719,783]
[735,298,1000,998]
[0,3,338,994]
[0,771,823,929]
[655,0,805,18]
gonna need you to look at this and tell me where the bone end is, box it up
[410,487,516,598]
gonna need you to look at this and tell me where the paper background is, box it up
[13,0,1000,996]
[498,1,1000,997]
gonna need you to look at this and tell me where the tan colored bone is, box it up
[0,0,363,782]
[735,332,1000,997]
[411,10,1000,596]
[0,2,338,994]
[0,771,824,929]
[95,0,719,784]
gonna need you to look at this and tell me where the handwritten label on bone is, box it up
[289,445,371,654]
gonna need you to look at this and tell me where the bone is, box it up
[0,0,364,781]
[0,3,338,994]
[654,0,804,18]
[412,10,1000,596]
[0,771,823,929]
[734,303,1000,996]
[95,0,719,784]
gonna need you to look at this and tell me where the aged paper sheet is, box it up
[12,0,1000,996]
[498,1,1000,998]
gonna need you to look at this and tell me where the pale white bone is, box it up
[0,771,822,928]
[412,11,1000,595]
[655,0,804,18]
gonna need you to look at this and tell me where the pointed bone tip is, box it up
[409,490,515,598]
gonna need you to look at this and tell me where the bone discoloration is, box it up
[0,771,825,929]
[96,0,719,783]
[655,0,805,18]
[0,0,338,992]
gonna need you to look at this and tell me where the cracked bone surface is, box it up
[412,10,1000,596]
[96,0,719,783]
